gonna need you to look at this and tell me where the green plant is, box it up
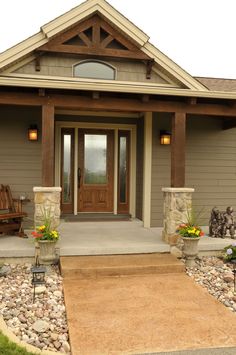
[32,208,59,241]
[176,208,204,238]
[222,242,236,261]
[0,332,35,355]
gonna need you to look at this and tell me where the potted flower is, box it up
[176,211,204,267]
[32,210,60,265]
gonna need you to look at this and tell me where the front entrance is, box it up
[59,123,134,216]
[78,129,114,212]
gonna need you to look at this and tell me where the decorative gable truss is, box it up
[0,0,207,91]
[36,14,155,79]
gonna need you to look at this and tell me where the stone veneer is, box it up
[162,187,195,245]
[33,187,62,229]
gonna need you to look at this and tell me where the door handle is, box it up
[78,168,81,188]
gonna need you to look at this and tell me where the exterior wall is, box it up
[151,113,171,227]
[151,114,236,227]
[0,106,42,222]
[14,56,170,84]
[186,116,236,226]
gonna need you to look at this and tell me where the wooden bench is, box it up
[0,185,28,238]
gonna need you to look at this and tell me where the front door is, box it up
[78,129,114,212]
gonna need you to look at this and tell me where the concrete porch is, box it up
[0,219,234,258]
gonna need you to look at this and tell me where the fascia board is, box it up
[0,74,235,100]
[1,73,178,89]
[3,55,37,74]
[143,42,208,91]
[41,1,100,38]
[0,33,47,71]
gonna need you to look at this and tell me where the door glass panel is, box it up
[119,136,127,203]
[63,134,72,203]
[84,134,107,184]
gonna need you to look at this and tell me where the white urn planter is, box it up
[182,237,200,267]
[38,240,58,265]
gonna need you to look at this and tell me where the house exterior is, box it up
[1,0,236,240]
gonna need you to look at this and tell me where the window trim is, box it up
[72,59,117,80]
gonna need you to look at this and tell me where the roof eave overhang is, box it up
[0,75,234,100]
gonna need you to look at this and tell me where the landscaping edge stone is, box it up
[0,316,65,355]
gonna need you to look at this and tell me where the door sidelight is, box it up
[78,167,82,188]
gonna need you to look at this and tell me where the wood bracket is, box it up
[146,59,155,79]
[38,88,45,97]
[92,91,100,100]
[187,97,197,105]
[142,94,150,103]
[35,56,41,72]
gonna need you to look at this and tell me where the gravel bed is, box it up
[186,256,236,312]
[0,263,70,353]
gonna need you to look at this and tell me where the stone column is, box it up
[33,187,62,229]
[162,187,194,245]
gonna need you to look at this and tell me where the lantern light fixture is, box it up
[160,130,171,145]
[31,257,46,302]
[28,125,38,141]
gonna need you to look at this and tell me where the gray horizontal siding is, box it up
[14,56,170,84]
[151,113,171,227]
[0,106,42,223]
[151,114,236,227]
[186,116,236,225]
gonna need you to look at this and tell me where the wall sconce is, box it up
[28,125,38,141]
[160,130,171,145]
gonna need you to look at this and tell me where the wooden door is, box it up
[78,129,114,212]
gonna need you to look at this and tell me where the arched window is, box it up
[73,60,116,80]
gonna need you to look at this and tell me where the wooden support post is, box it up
[42,104,55,187]
[171,112,186,187]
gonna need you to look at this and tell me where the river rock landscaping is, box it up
[186,256,236,312]
[0,263,70,353]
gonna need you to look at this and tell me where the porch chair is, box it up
[0,185,28,238]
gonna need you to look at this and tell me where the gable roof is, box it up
[0,0,206,91]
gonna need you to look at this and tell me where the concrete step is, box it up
[60,253,185,279]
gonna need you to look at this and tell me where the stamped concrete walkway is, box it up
[62,257,236,355]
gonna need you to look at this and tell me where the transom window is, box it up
[73,60,116,80]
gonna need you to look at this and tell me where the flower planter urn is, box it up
[38,240,57,265]
[182,237,200,267]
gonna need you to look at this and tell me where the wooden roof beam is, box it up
[146,59,155,79]
[36,45,150,60]
[1,91,236,117]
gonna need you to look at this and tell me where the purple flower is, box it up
[232,242,236,247]
[227,248,233,255]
